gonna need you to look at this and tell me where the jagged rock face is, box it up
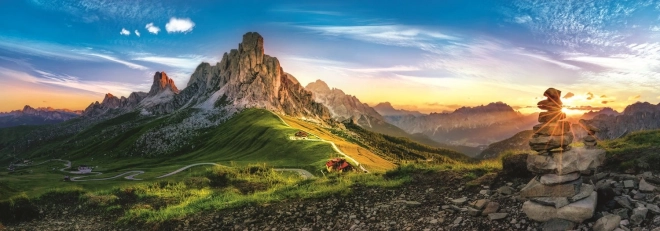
[382,102,538,146]
[305,79,383,127]
[148,72,180,96]
[585,102,660,140]
[148,32,331,119]
[580,107,619,120]
[83,92,147,117]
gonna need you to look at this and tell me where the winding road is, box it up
[276,114,369,173]
[13,159,315,182]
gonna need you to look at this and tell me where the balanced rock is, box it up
[539,172,581,185]
[533,121,571,136]
[537,99,563,111]
[539,111,567,123]
[521,178,582,198]
[529,135,573,151]
[543,88,562,101]
[526,147,606,175]
[522,192,597,223]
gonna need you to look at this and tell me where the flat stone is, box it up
[630,207,648,226]
[467,207,481,216]
[522,191,597,223]
[488,213,508,220]
[529,135,574,151]
[539,111,566,123]
[520,178,582,198]
[482,202,500,215]
[540,172,581,185]
[537,99,562,111]
[612,208,630,219]
[471,199,489,210]
[593,214,621,231]
[570,184,595,202]
[541,218,576,231]
[646,204,660,214]
[623,180,635,189]
[614,196,634,210]
[543,88,562,101]
[639,178,657,192]
[531,197,570,209]
[497,186,514,195]
[533,121,571,136]
[527,147,606,175]
[583,136,596,142]
[451,197,467,205]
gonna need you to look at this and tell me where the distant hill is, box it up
[0,105,80,128]
[373,102,425,117]
[380,102,538,147]
[580,107,620,120]
[306,79,480,157]
[478,130,533,159]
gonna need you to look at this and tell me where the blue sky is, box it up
[1,0,660,113]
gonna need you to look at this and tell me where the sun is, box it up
[561,107,581,116]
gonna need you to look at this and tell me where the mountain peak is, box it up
[374,102,394,110]
[22,105,35,111]
[453,102,515,114]
[148,71,180,97]
[305,79,331,93]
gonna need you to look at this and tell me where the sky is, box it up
[1,0,660,115]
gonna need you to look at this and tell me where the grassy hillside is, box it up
[599,129,660,172]
[341,121,473,164]
[0,109,343,199]
[478,130,533,159]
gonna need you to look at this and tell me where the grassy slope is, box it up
[279,115,396,172]
[599,129,660,172]
[0,109,339,199]
[342,122,472,164]
[478,130,533,159]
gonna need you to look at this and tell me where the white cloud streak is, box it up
[135,30,140,37]
[165,17,195,33]
[1,67,138,96]
[86,53,148,70]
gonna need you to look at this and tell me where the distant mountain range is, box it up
[376,102,539,147]
[584,102,660,140]
[372,102,425,117]
[0,105,80,128]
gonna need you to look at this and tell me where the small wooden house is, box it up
[295,131,309,138]
[325,158,353,172]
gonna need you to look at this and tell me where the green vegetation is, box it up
[599,130,660,172]
[341,121,472,164]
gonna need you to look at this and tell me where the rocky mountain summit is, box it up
[585,102,660,140]
[0,105,81,128]
[305,79,384,127]
[373,102,425,117]
[581,107,620,120]
[381,102,538,147]
[81,32,330,120]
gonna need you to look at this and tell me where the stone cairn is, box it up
[521,88,606,223]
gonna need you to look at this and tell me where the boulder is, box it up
[482,202,500,215]
[526,148,606,175]
[522,191,597,222]
[470,199,489,210]
[593,214,621,231]
[488,213,508,220]
[520,178,582,198]
[630,207,648,226]
[639,178,657,192]
[539,173,581,185]
[570,184,595,202]
[501,154,532,178]
[496,186,514,195]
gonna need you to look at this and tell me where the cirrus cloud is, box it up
[165,17,195,33]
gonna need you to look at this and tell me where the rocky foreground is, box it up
[5,168,660,231]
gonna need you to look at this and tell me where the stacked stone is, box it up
[529,88,572,154]
[521,88,606,224]
[579,119,599,148]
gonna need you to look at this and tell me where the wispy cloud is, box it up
[272,8,342,16]
[563,92,575,99]
[135,30,140,37]
[31,0,189,22]
[166,17,195,33]
[131,55,208,70]
[145,23,160,34]
[1,67,137,96]
[86,53,147,70]
[120,28,130,36]
[629,95,641,100]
